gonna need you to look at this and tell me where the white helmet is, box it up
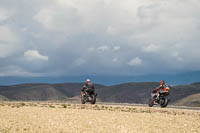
[86,79,91,83]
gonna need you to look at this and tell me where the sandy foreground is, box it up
[0,102,199,133]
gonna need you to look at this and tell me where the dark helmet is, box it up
[160,80,165,85]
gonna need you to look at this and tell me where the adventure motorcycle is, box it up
[81,89,97,104]
[148,88,170,108]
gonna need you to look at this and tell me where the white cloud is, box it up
[88,47,95,52]
[33,6,80,33]
[112,58,118,62]
[107,26,118,35]
[0,26,17,42]
[113,46,121,51]
[73,58,86,66]
[89,46,120,53]
[33,8,56,31]
[0,26,19,58]
[128,57,142,66]
[0,65,42,77]
[172,52,183,61]
[142,43,160,53]
[0,8,9,21]
[97,45,110,52]
[24,50,48,61]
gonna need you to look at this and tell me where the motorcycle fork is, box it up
[157,93,160,99]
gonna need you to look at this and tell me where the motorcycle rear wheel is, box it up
[160,97,168,108]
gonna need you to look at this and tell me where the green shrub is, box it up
[21,103,26,106]
[196,104,200,107]
[49,105,55,108]
[62,104,67,108]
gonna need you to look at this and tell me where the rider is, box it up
[152,80,169,101]
[81,79,95,96]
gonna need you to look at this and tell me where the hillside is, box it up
[175,93,200,107]
[0,95,8,101]
[97,82,159,103]
[170,82,200,105]
[0,84,66,101]
[0,83,104,101]
[0,82,200,106]
[97,82,200,106]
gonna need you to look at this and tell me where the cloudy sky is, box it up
[0,0,200,77]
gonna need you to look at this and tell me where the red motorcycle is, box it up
[148,87,170,108]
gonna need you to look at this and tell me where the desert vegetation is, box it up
[0,102,199,133]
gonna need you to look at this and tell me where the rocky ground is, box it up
[0,102,199,133]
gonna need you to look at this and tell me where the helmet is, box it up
[86,79,91,83]
[160,80,165,85]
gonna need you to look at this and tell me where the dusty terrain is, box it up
[0,102,199,133]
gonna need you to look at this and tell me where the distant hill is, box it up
[0,95,8,101]
[1,71,200,86]
[175,93,200,107]
[169,82,200,103]
[0,83,104,101]
[172,82,200,106]
[0,82,200,106]
[0,83,66,101]
[97,82,159,104]
[97,82,200,106]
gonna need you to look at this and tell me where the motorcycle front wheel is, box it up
[90,94,96,104]
[81,95,86,104]
[160,97,168,108]
[148,98,154,107]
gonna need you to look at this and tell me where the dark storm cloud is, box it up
[0,0,200,77]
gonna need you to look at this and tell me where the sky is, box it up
[0,0,200,78]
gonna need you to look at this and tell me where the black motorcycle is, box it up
[81,89,97,104]
[148,90,169,108]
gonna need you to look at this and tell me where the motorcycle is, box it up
[148,88,170,108]
[81,89,97,104]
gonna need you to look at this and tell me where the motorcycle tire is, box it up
[81,95,86,104]
[90,94,96,104]
[160,97,168,108]
[148,98,154,107]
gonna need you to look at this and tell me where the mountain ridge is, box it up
[1,70,200,86]
[0,82,200,106]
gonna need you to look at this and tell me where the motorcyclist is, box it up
[152,80,169,103]
[81,79,95,96]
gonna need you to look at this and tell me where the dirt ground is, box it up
[0,102,199,133]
